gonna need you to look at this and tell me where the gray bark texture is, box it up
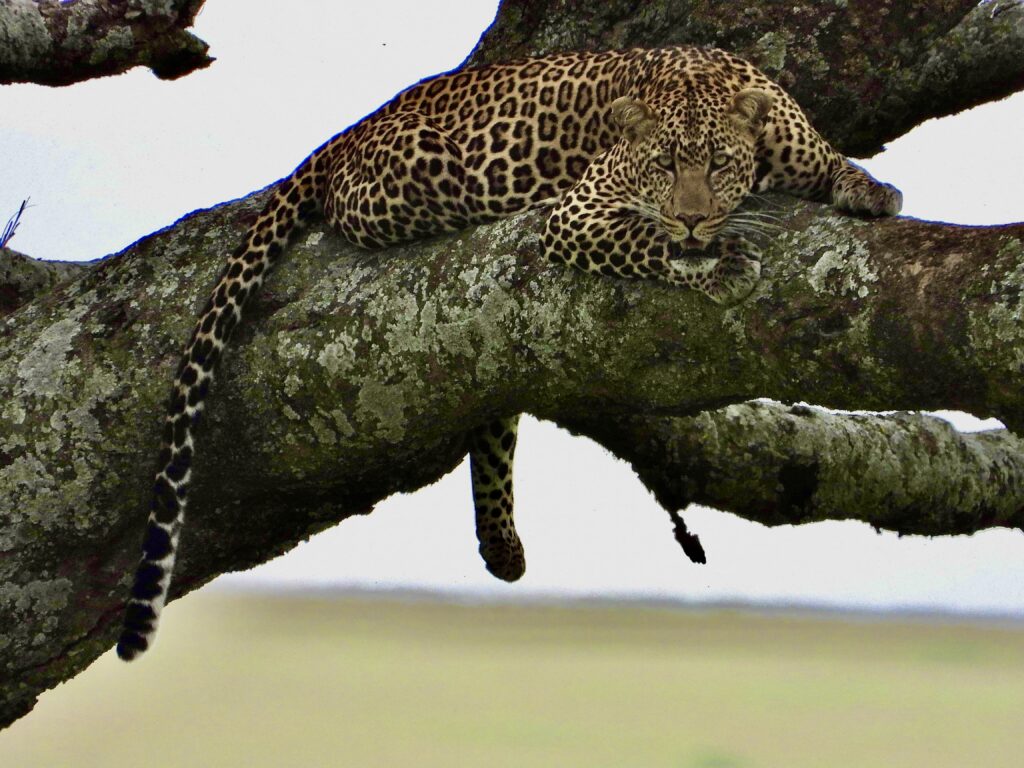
[0,0,212,86]
[2,0,1024,730]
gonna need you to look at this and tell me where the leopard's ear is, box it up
[728,88,774,137]
[611,96,659,145]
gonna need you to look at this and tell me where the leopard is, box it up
[118,45,901,661]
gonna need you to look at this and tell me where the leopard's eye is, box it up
[710,152,731,170]
[651,153,674,171]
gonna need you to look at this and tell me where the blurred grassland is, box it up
[2,592,1023,767]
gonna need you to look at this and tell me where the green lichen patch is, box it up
[0,1,52,68]
[316,334,359,379]
[356,379,410,444]
[801,220,878,299]
[15,311,87,398]
[753,30,790,75]
[969,235,1024,381]
[0,578,73,660]
[88,26,135,67]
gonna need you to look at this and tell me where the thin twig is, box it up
[1,198,29,248]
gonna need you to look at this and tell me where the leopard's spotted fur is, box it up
[118,46,901,660]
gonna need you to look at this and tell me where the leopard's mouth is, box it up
[668,236,711,259]
[671,234,710,253]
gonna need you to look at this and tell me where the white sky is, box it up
[2,0,1023,614]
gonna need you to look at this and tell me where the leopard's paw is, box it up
[479,533,526,583]
[833,164,902,217]
[704,239,762,305]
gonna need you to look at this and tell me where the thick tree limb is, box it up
[2,0,1024,732]
[2,195,1023,727]
[0,0,212,86]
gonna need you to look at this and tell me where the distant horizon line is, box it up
[209,580,1024,630]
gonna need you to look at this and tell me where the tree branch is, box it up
[0,0,212,86]
[574,403,1024,538]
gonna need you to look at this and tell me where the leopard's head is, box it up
[611,89,774,250]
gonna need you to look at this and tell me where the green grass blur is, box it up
[2,592,1022,767]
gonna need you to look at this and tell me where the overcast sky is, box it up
[3,0,1023,614]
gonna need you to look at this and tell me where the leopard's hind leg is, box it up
[323,111,478,247]
[470,415,525,582]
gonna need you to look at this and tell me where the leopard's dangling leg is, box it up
[469,415,525,582]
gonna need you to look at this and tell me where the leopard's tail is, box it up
[117,155,325,661]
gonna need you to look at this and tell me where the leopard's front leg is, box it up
[543,202,761,305]
[830,161,903,217]
[755,86,902,217]
[679,236,763,305]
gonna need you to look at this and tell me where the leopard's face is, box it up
[611,89,774,249]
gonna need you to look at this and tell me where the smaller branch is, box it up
[578,403,1024,542]
[0,0,213,86]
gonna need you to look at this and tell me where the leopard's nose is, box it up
[678,213,707,230]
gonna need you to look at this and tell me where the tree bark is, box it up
[0,0,212,86]
[1,0,1023,730]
